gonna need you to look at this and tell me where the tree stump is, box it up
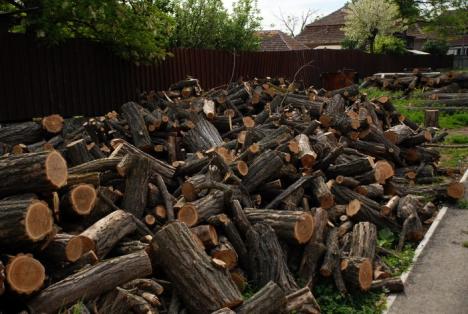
[424,109,439,128]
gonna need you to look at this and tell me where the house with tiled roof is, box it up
[256,30,309,51]
[295,7,347,49]
[296,6,431,51]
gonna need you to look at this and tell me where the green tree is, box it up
[422,39,449,55]
[374,35,407,55]
[170,0,261,51]
[342,0,407,53]
[0,0,174,62]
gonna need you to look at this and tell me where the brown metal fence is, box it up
[0,33,453,121]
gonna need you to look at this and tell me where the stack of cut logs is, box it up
[361,71,468,128]
[0,77,464,314]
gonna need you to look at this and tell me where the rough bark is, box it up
[236,281,286,314]
[150,221,243,313]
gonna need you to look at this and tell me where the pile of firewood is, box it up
[0,77,465,314]
[361,71,468,99]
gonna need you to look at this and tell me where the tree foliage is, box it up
[342,0,407,53]
[170,0,261,51]
[374,35,407,55]
[422,39,449,55]
[0,0,175,62]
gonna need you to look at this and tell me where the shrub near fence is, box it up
[0,33,453,121]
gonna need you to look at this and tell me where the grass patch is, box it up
[438,147,468,168]
[457,200,468,209]
[381,245,415,276]
[314,280,387,314]
[241,283,257,300]
[445,134,468,144]
[462,241,468,248]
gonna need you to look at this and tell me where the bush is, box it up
[374,35,407,55]
[422,40,449,55]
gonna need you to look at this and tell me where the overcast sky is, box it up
[223,0,347,31]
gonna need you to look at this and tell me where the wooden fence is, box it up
[0,33,453,121]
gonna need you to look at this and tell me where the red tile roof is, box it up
[295,7,347,47]
[256,30,309,51]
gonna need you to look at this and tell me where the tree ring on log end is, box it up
[447,182,464,199]
[346,199,361,217]
[358,259,373,291]
[294,213,315,244]
[45,151,68,188]
[236,161,249,177]
[181,182,197,202]
[178,204,199,227]
[70,184,97,215]
[6,255,45,294]
[65,236,87,262]
[25,201,53,241]
[374,160,394,184]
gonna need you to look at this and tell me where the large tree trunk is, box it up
[28,251,153,314]
[149,221,243,314]
[0,151,68,197]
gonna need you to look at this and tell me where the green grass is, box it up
[381,245,415,276]
[457,200,468,209]
[445,134,468,144]
[360,87,468,129]
[462,241,468,248]
[314,280,387,314]
[438,147,468,168]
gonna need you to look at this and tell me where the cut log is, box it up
[327,157,374,178]
[207,214,248,269]
[382,195,400,216]
[299,207,328,287]
[355,183,384,199]
[121,102,152,150]
[349,222,377,260]
[0,150,67,196]
[66,139,93,166]
[28,250,153,314]
[80,210,137,259]
[191,225,219,248]
[320,228,340,277]
[0,121,43,145]
[61,184,97,217]
[210,238,238,270]
[150,221,243,313]
[340,257,373,291]
[68,157,122,175]
[242,150,284,192]
[295,134,317,168]
[336,175,360,188]
[178,190,225,227]
[244,209,314,244]
[285,287,321,314]
[236,281,286,314]
[370,277,404,293]
[121,154,151,219]
[41,233,91,263]
[6,254,45,295]
[246,223,298,292]
[110,140,175,182]
[311,175,335,209]
[42,114,64,134]
[184,116,224,152]
[0,196,54,246]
